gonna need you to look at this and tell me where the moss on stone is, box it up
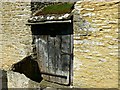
[35,3,74,15]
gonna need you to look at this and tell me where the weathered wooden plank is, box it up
[61,55,70,84]
[70,34,73,85]
[48,36,55,81]
[41,35,49,80]
[35,36,43,71]
[60,35,71,84]
[39,36,46,72]
[40,35,49,81]
[55,35,62,83]
[48,36,55,74]
[61,35,71,72]
[57,35,64,84]
[37,36,44,72]
[45,36,50,80]
[36,35,48,74]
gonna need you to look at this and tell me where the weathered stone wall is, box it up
[73,0,119,88]
[0,0,119,88]
[0,1,2,69]
[1,2,32,71]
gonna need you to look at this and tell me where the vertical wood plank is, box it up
[38,35,47,72]
[54,35,61,83]
[42,35,49,80]
[45,35,49,81]
[59,35,63,84]
[48,36,55,81]
[61,35,71,84]
[35,36,43,72]
[70,34,73,85]
[36,35,49,80]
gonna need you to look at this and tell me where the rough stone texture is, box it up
[1,2,32,71]
[73,0,119,88]
[0,1,2,69]
[28,14,72,22]
[7,71,69,89]
[0,0,119,89]
[7,71,30,88]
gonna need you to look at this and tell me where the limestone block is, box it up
[109,52,118,56]
[85,56,93,59]
[102,26,112,29]
[85,8,94,11]
[108,21,118,24]
[82,12,95,17]
[99,59,107,62]
[7,71,29,88]
[83,50,90,53]
[108,45,118,49]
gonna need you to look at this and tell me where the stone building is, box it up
[0,0,119,89]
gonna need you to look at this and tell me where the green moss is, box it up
[35,3,74,15]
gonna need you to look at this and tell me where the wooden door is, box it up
[33,23,73,85]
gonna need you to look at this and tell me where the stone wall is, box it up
[0,0,119,89]
[0,1,35,88]
[0,1,2,69]
[1,2,32,71]
[73,0,119,88]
